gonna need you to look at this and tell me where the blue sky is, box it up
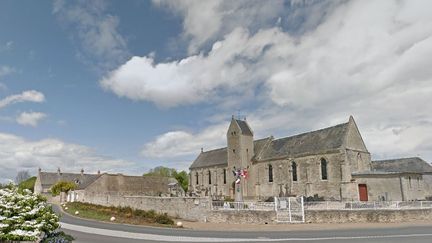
[1,0,432,182]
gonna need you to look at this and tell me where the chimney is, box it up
[97,170,101,175]
[80,168,84,176]
[57,167,61,175]
[201,147,204,153]
[38,167,42,174]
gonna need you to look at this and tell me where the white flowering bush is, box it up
[0,186,59,242]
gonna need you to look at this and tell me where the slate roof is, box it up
[190,148,228,169]
[190,122,350,169]
[235,119,253,136]
[371,157,432,173]
[38,172,101,190]
[257,122,349,161]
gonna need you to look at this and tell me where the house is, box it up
[189,116,432,201]
[34,168,184,202]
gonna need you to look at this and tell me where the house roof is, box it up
[371,157,432,173]
[38,172,101,190]
[190,122,350,169]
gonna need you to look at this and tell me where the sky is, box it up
[0,0,431,183]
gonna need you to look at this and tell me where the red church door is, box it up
[358,184,368,201]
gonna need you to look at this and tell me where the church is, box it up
[189,116,432,201]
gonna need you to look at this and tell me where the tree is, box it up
[50,181,77,196]
[0,186,60,241]
[143,166,176,177]
[173,170,189,193]
[143,166,189,192]
[15,170,31,184]
[18,176,37,193]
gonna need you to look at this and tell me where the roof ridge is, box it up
[271,122,349,143]
[372,157,423,162]
[201,147,227,153]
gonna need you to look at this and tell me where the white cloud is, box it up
[0,132,134,183]
[0,90,45,109]
[52,0,129,69]
[0,66,14,79]
[16,112,47,127]
[137,0,432,164]
[153,0,287,53]
[142,123,228,158]
[0,41,13,52]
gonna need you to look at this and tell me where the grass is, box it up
[63,202,176,227]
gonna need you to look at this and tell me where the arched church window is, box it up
[208,170,212,184]
[292,162,298,182]
[321,158,328,180]
[268,164,273,182]
[196,172,199,185]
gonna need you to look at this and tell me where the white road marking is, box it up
[61,222,432,242]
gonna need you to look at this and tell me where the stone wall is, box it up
[206,209,432,224]
[207,210,275,224]
[252,152,346,201]
[76,192,210,221]
[305,209,432,223]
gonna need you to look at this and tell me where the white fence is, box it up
[275,197,305,223]
[211,201,275,211]
[305,201,432,210]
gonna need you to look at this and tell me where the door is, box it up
[358,184,368,201]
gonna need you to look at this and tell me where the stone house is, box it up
[34,169,183,202]
[34,168,101,197]
[189,116,432,201]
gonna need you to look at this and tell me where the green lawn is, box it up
[63,202,176,227]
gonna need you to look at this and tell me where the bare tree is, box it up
[15,170,31,184]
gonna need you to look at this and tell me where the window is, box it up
[196,172,199,185]
[233,149,236,153]
[268,164,273,182]
[223,169,227,184]
[409,176,412,188]
[321,158,328,180]
[292,162,298,182]
[208,170,212,184]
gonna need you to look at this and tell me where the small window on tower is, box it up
[268,164,273,183]
[223,169,227,184]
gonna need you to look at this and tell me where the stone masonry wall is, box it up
[77,192,210,221]
[305,209,432,223]
[207,210,276,224]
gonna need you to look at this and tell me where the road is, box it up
[53,205,432,243]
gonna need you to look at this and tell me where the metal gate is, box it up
[275,197,305,223]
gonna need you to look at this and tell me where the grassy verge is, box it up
[63,202,176,227]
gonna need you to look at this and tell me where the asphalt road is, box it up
[53,205,432,243]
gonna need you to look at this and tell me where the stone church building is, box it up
[189,116,432,201]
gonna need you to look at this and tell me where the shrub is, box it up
[0,187,59,242]
[155,213,174,225]
[18,176,37,193]
[42,231,74,243]
[51,181,77,196]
